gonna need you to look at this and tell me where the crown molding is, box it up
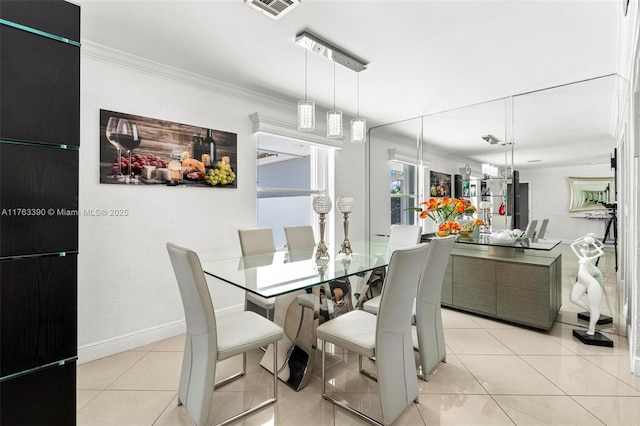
[81,40,296,114]
[249,113,344,149]
[387,148,431,165]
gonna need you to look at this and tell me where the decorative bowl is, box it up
[489,229,527,244]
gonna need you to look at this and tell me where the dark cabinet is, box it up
[0,1,80,424]
[0,255,78,377]
[0,143,79,257]
[0,21,80,147]
[0,361,76,425]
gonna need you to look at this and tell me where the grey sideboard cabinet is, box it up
[441,245,562,330]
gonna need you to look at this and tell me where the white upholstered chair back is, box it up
[166,242,218,425]
[237,228,277,318]
[284,225,315,250]
[537,219,549,239]
[387,224,422,255]
[238,227,276,256]
[413,235,456,379]
[374,243,429,423]
[523,220,538,239]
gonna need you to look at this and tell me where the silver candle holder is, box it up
[312,195,332,259]
[336,197,354,256]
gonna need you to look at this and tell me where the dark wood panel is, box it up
[0,0,80,42]
[0,254,77,377]
[0,361,76,426]
[0,25,80,146]
[0,144,78,257]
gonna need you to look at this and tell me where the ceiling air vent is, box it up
[245,0,300,20]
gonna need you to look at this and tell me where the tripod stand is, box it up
[596,207,617,271]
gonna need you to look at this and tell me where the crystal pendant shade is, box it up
[297,100,315,131]
[327,110,343,139]
[312,195,333,214]
[350,117,366,143]
[336,197,354,213]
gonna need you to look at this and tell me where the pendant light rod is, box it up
[297,40,315,132]
[356,72,360,117]
[304,48,308,101]
[295,30,368,73]
[332,62,336,109]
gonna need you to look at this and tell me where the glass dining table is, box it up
[201,240,391,391]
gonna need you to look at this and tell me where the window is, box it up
[389,161,416,225]
[257,134,334,248]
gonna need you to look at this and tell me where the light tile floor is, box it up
[78,244,638,425]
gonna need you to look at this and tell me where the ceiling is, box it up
[78,0,621,170]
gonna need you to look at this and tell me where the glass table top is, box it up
[423,233,562,251]
[201,240,390,298]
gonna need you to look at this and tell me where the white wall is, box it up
[79,49,255,360]
[335,139,367,242]
[78,43,368,362]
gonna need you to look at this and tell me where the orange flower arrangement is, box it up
[412,197,476,223]
[437,220,461,235]
[409,197,484,235]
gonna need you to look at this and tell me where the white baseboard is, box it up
[77,320,186,364]
[77,305,243,364]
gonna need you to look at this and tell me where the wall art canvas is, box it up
[99,109,237,188]
[429,171,451,197]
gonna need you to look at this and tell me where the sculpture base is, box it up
[577,312,613,325]
[572,329,614,347]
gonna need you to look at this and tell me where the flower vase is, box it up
[456,214,475,236]
[433,218,456,238]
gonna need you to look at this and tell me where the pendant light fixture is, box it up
[327,62,343,139]
[295,31,368,140]
[350,72,366,143]
[297,48,315,131]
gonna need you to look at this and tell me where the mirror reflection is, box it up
[367,74,622,335]
[569,176,616,212]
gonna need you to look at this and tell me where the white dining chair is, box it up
[412,235,456,380]
[283,224,319,338]
[537,218,549,239]
[284,225,315,251]
[360,224,422,313]
[238,228,277,320]
[316,243,429,426]
[166,243,284,426]
[523,220,538,239]
[284,224,350,317]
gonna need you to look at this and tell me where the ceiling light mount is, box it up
[481,134,499,145]
[295,31,368,72]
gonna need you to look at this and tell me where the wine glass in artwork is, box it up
[115,119,142,181]
[105,117,124,180]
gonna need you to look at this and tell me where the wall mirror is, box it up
[568,176,616,212]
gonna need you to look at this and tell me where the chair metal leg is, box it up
[321,340,326,395]
[214,342,279,426]
[321,342,383,426]
[358,354,378,381]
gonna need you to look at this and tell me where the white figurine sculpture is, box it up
[569,233,605,336]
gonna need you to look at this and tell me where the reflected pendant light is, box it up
[298,49,315,131]
[350,72,366,143]
[327,62,343,139]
